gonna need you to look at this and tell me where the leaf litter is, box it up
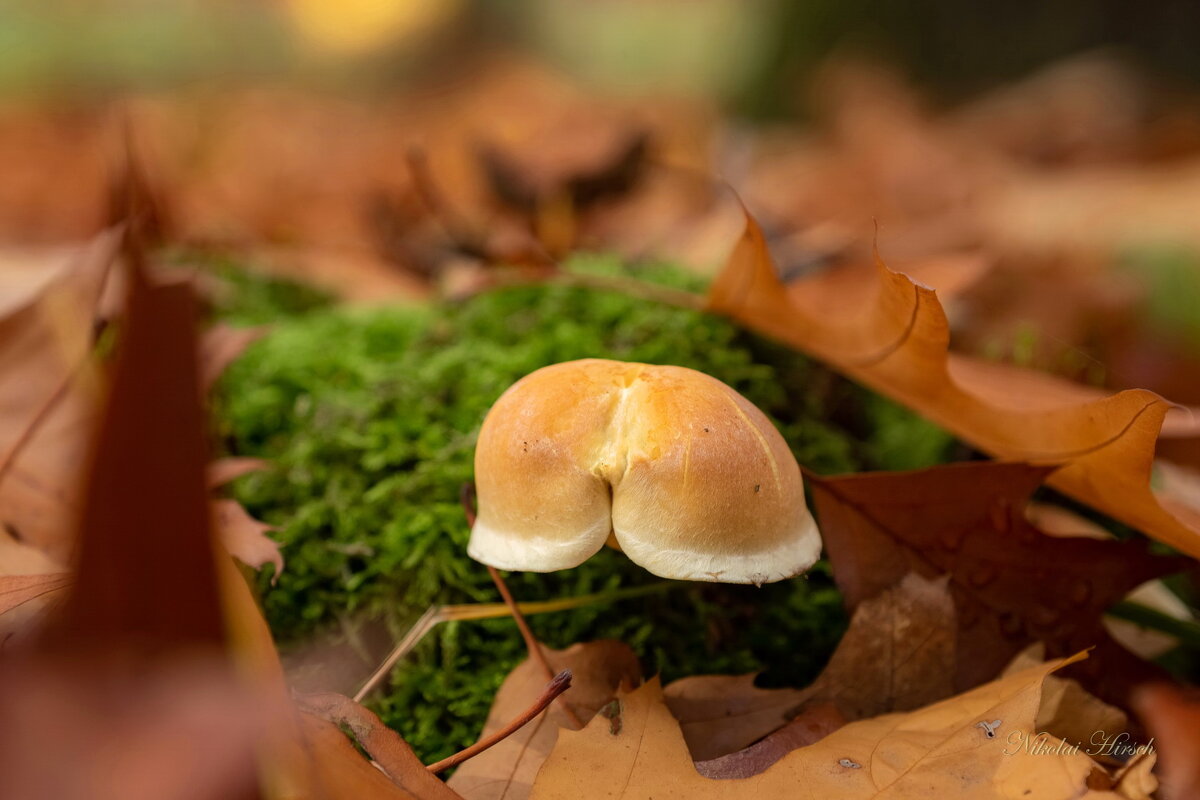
[1,48,1198,800]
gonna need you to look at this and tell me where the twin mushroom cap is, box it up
[468,359,823,585]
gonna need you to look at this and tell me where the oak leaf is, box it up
[0,248,441,800]
[0,231,116,563]
[706,211,1200,557]
[807,461,1187,708]
[447,641,642,800]
[531,652,1140,800]
[665,573,955,762]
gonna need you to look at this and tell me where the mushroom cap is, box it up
[469,359,822,583]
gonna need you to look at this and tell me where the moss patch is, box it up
[213,255,955,761]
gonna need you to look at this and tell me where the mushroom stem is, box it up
[464,482,583,729]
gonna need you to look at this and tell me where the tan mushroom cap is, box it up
[469,359,822,583]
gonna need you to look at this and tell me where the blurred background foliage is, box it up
[4,0,1200,112]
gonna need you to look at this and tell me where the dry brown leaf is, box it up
[0,572,70,616]
[297,712,429,800]
[693,703,845,780]
[0,231,116,563]
[1134,685,1200,800]
[298,692,459,800]
[1028,501,1196,660]
[531,652,1134,800]
[447,641,642,800]
[0,251,270,800]
[207,457,270,488]
[0,658,272,800]
[663,674,806,762]
[1003,644,1129,762]
[707,211,1200,557]
[200,323,268,391]
[665,573,956,763]
[809,461,1185,708]
[212,499,283,577]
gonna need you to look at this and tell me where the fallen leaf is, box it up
[707,210,1200,557]
[200,323,268,391]
[208,456,270,488]
[808,461,1186,707]
[447,641,642,800]
[1003,644,1129,762]
[0,233,457,800]
[0,572,70,616]
[212,498,284,577]
[693,704,846,780]
[0,248,270,800]
[1028,501,1197,659]
[296,712,431,800]
[299,692,460,800]
[665,573,956,762]
[663,674,806,762]
[532,652,1133,800]
[1134,685,1200,800]
[0,231,116,563]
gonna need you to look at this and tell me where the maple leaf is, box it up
[706,210,1200,558]
[531,652,1145,800]
[807,461,1188,708]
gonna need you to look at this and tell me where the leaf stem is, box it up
[425,669,573,774]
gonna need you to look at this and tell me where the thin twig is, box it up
[425,670,573,774]
[354,605,442,702]
[353,582,673,701]
[464,483,583,729]
[488,566,558,688]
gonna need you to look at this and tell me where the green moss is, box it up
[212,254,955,761]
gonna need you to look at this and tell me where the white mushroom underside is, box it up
[467,511,822,584]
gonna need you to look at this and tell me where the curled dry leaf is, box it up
[706,211,1200,558]
[808,461,1186,708]
[531,652,1140,800]
[1002,644,1129,762]
[447,641,642,800]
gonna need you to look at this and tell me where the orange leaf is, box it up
[531,652,1131,800]
[0,572,70,615]
[707,211,1200,558]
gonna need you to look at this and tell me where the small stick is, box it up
[462,483,583,729]
[425,669,573,774]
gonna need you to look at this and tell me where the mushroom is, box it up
[469,358,822,584]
